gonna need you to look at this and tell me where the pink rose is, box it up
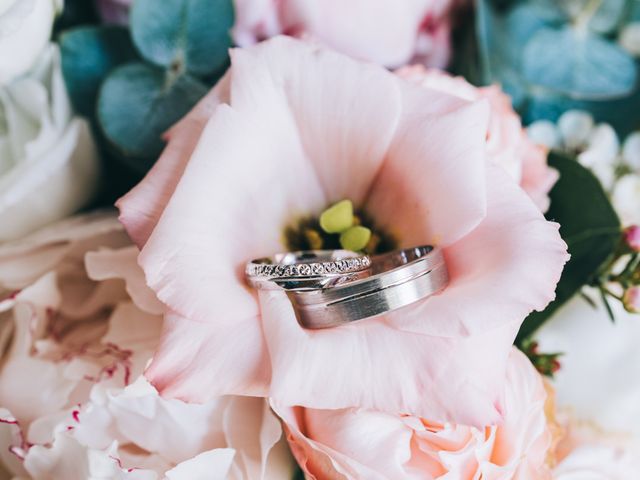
[398,66,558,212]
[233,0,455,68]
[118,37,568,426]
[0,212,293,479]
[273,349,552,479]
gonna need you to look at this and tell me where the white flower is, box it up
[558,110,594,151]
[0,0,61,85]
[622,131,640,171]
[612,174,640,225]
[527,120,561,149]
[0,43,99,242]
[0,212,294,479]
[619,22,640,58]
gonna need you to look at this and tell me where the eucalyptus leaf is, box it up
[590,0,628,34]
[522,26,637,97]
[97,62,207,170]
[516,152,621,343]
[130,0,234,76]
[60,26,138,117]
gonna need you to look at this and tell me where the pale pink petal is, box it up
[85,246,164,315]
[0,211,125,290]
[117,74,231,248]
[388,165,568,338]
[165,449,235,480]
[145,312,270,398]
[227,36,403,204]
[24,434,158,480]
[261,285,519,424]
[273,405,364,480]
[0,408,29,478]
[367,96,489,247]
[222,397,293,479]
[521,142,559,212]
[283,0,431,68]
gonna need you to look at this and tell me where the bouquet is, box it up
[1,0,639,479]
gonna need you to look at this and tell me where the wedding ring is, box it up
[288,246,448,329]
[246,250,371,290]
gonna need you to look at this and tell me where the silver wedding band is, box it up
[245,246,448,329]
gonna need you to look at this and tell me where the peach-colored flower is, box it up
[398,66,558,212]
[0,212,293,479]
[273,348,552,480]
[118,36,568,426]
[232,0,455,68]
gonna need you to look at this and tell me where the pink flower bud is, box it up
[623,286,640,313]
[624,225,640,252]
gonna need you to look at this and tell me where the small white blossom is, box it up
[526,120,561,149]
[558,110,594,150]
[622,131,640,171]
[612,174,640,226]
[619,22,640,57]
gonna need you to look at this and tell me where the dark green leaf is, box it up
[97,62,207,170]
[516,152,621,343]
[522,26,636,97]
[59,26,138,117]
[130,0,234,76]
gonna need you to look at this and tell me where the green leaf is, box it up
[130,0,234,76]
[97,62,207,170]
[59,26,138,117]
[522,26,637,97]
[516,152,621,343]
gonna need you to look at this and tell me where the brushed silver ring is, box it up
[288,246,448,329]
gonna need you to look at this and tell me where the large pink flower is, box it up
[274,348,552,479]
[118,37,568,425]
[233,0,455,68]
[398,66,558,212]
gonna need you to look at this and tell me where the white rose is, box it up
[0,0,61,85]
[0,43,99,242]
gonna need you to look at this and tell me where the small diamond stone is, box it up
[326,263,337,273]
[275,265,286,276]
[312,263,324,274]
[299,264,311,275]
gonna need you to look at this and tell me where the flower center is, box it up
[284,199,397,254]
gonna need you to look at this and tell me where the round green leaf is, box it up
[130,0,234,76]
[523,26,637,97]
[97,62,207,168]
[60,26,138,117]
